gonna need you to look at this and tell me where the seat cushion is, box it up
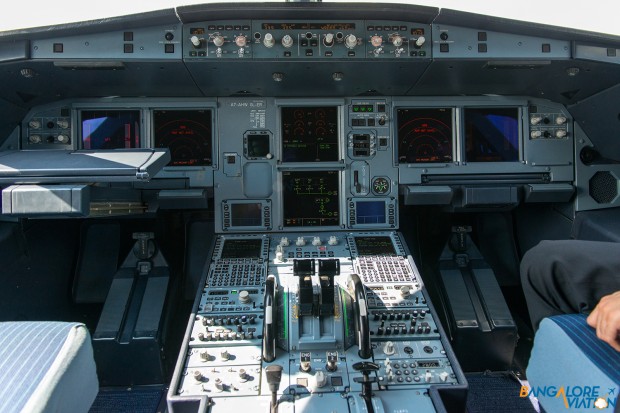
[526,314,620,412]
[0,321,99,413]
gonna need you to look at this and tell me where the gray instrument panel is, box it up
[167,231,463,413]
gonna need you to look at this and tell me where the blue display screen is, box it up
[356,201,386,224]
[464,107,519,162]
[81,110,140,150]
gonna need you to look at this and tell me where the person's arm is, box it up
[587,291,620,351]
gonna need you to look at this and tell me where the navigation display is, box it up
[464,107,520,162]
[354,236,396,255]
[397,108,453,163]
[81,110,140,149]
[282,170,339,227]
[153,109,212,166]
[281,106,339,162]
[220,239,263,259]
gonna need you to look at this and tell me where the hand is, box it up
[587,291,620,351]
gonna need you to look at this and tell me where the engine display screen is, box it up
[355,201,386,225]
[354,236,396,255]
[81,110,140,149]
[220,239,263,259]
[464,107,520,162]
[230,203,263,227]
[397,108,453,163]
[153,109,212,166]
[281,106,339,162]
[282,170,339,227]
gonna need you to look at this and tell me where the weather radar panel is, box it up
[397,108,453,163]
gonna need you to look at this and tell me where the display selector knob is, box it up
[392,35,403,47]
[345,34,358,49]
[281,34,294,48]
[235,35,247,48]
[371,35,383,47]
[415,36,426,48]
[190,36,202,48]
[212,36,225,47]
[324,33,334,46]
[263,33,275,48]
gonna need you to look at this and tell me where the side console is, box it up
[167,231,466,413]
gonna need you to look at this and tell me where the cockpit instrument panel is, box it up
[153,109,213,167]
[282,170,340,227]
[281,106,339,162]
[397,108,453,163]
[81,110,141,150]
[464,107,520,162]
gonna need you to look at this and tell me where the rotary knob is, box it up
[220,350,230,361]
[212,35,225,47]
[345,34,358,49]
[239,290,251,304]
[328,236,338,246]
[371,35,383,47]
[235,35,247,48]
[263,33,275,48]
[29,135,42,144]
[281,34,294,48]
[190,35,202,48]
[280,237,290,247]
[556,130,567,138]
[383,341,396,356]
[392,35,403,47]
[312,237,322,246]
[324,33,334,47]
[296,237,306,246]
[400,286,411,298]
[414,36,426,48]
[28,119,41,129]
[199,350,210,362]
[314,370,327,388]
[556,116,568,125]
[57,134,70,143]
[56,119,70,129]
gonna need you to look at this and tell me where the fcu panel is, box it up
[182,20,431,59]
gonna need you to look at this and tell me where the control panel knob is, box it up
[383,341,396,355]
[281,34,294,48]
[212,35,225,47]
[28,119,41,129]
[326,359,337,372]
[275,245,284,262]
[314,370,327,388]
[193,370,204,382]
[301,360,311,372]
[190,35,202,48]
[324,33,334,47]
[235,35,247,48]
[57,134,70,143]
[263,33,275,48]
[280,237,290,247]
[199,349,210,362]
[415,36,426,48]
[56,119,70,129]
[530,130,542,139]
[556,116,568,125]
[345,34,358,49]
[220,350,230,361]
[312,236,322,246]
[555,130,567,138]
[425,371,433,383]
[400,285,411,298]
[371,35,383,47]
[439,371,450,382]
[296,237,306,246]
[392,35,403,47]
[328,236,338,246]
[378,115,387,126]
[239,290,251,304]
[29,135,41,144]
[214,378,224,391]
[530,116,543,125]
[238,368,249,382]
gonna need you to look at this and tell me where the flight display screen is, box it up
[230,203,263,227]
[464,107,520,162]
[355,201,386,225]
[281,106,339,162]
[153,109,212,166]
[81,110,140,150]
[397,108,453,163]
[282,170,339,227]
[354,236,396,255]
[220,239,263,259]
